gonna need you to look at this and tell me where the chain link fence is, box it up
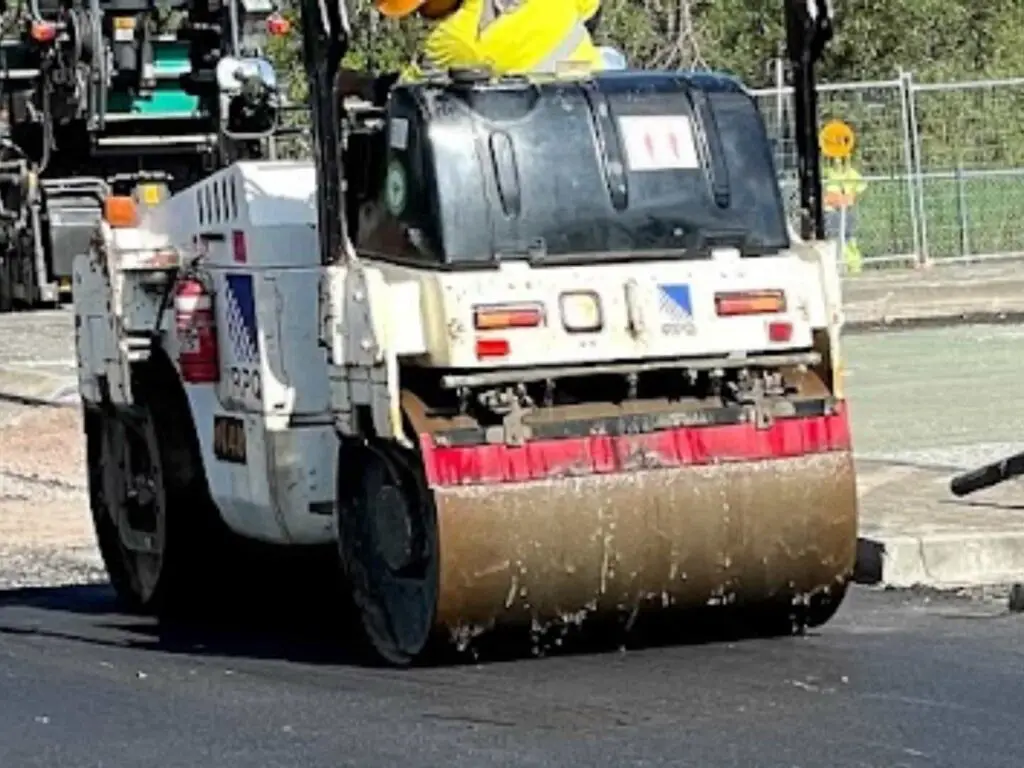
[753,72,1024,268]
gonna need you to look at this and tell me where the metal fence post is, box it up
[903,70,929,266]
[898,69,924,266]
[954,163,971,259]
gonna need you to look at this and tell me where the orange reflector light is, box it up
[29,20,57,43]
[714,290,786,317]
[473,303,543,330]
[475,338,510,359]
[266,13,291,35]
[768,321,793,342]
[104,195,138,228]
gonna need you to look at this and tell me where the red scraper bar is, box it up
[419,405,852,487]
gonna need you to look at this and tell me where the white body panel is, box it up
[407,253,817,369]
[73,159,845,548]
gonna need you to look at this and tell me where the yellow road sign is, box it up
[819,119,855,159]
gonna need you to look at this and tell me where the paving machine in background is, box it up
[71,0,858,665]
[0,0,290,311]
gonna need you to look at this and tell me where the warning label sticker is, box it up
[618,115,700,172]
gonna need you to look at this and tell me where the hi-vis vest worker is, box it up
[337,0,605,103]
[822,156,867,275]
[823,157,865,214]
[380,0,604,76]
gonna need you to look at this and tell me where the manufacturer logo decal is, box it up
[657,283,696,336]
[385,160,407,217]
[223,274,261,401]
[224,274,258,364]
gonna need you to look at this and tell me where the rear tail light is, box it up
[715,290,786,317]
[29,20,57,43]
[559,291,602,332]
[768,321,793,342]
[473,303,543,330]
[266,13,291,35]
[475,338,510,358]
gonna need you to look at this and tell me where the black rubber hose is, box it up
[950,451,1024,497]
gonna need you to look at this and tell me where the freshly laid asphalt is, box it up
[0,584,1022,768]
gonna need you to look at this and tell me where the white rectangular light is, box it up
[560,291,602,333]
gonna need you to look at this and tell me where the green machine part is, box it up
[105,38,200,117]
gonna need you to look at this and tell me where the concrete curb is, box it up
[840,260,1024,331]
[855,531,1024,589]
[845,311,1024,334]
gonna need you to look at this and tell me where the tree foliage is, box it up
[268,0,1024,89]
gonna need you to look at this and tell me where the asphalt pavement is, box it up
[0,584,1021,767]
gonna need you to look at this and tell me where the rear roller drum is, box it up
[88,404,169,610]
[85,359,234,618]
[337,440,439,666]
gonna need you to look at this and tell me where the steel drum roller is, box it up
[340,386,858,663]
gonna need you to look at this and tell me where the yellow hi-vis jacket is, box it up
[402,0,604,80]
[823,163,866,211]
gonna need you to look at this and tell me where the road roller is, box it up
[70,0,858,665]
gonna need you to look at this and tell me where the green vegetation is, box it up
[852,173,1024,263]
[262,0,1024,87]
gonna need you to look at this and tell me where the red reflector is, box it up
[266,13,291,35]
[768,321,793,342]
[29,21,57,43]
[232,230,247,263]
[473,304,543,330]
[475,338,510,358]
[715,290,786,316]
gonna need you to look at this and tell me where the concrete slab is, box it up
[0,308,78,427]
[853,457,1024,589]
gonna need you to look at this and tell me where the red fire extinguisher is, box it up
[174,272,220,384]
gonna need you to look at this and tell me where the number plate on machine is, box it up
[213,415,247,464]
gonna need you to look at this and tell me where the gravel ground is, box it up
[0,308,96,588]
[0,405,103,589]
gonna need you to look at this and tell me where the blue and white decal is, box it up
[657,283,696,336]
[222,274,262,404]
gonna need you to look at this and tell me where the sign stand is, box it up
[818,119,856,276]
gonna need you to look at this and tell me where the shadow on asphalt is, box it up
[0,574,848,670]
